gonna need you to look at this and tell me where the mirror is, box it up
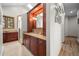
[32,13,43,35]
[36,13,43,28]
[27,3,46,35]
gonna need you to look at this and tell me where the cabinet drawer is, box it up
[24,34,30,39]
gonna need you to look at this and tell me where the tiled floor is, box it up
[3,41,33,56]
[59,36,79,56]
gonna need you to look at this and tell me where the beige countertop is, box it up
[24,32,46,40]
[3,29,17,33]
[3,31,18,33]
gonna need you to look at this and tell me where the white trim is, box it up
[0,45,4,56]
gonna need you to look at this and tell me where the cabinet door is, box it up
[25,36,30,50]
[23,34,26,45]
[23,35,30,50]
[38,39,46,56]
[8,32,18,41]
[3,33,8,43]
[3,32,18,43]
[30,37,38,56]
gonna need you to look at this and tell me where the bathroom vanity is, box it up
[23,33,46,56]
[3,29,18,43]
[3,16,18,43]
[23,3,46,56]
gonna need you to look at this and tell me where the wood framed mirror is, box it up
[27,3,46,36]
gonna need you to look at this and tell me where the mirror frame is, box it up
[27,3,46,36]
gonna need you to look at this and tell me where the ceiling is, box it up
[63,3,79,16]
[1,3,79,17]
[1,3,37,17]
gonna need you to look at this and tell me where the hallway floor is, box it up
[59,36,79,56]
[3,41,33,56]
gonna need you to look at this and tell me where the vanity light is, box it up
[70,11,73,13]
[40,13,43,16]
[33,17,37,20]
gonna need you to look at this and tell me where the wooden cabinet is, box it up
[38,39,46,56]
[3,32,18,43]
[30,37,38,55]
[3,33,8,43]
[23,34,46,56]
[24,35,30,50]
[3,16,14,29]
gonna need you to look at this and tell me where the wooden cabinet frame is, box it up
[27,3,46,36]
[3,32,18,43]
[23,34,46,56]
[3,16,14,29]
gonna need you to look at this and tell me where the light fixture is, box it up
[33,17,37,20]
[70,11,73,13]
[40,13,43,16]
[27,4,33,9]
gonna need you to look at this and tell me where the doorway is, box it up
[59,3,79,56]
[17,16,22,44]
